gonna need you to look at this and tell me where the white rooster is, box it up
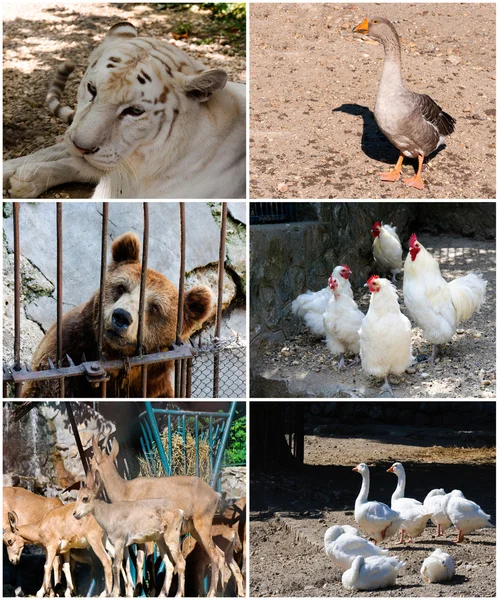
[291,264,352,336]
[371,221,403,283]
[359,276,412,395]
[403,234,487,362]
[323,277,364,369]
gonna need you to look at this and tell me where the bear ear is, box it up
[111,233,141,264]
[105,22,138,41]
[182,286,214,338]
[183,69,227,102]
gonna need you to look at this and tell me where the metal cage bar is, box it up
[213,203,228,398]
[56,204,65,398]
[13,203,22,398]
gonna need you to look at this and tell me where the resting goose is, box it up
[387,463,431,543]
[324,524,389,570]
[353,17,456,190]
[353,463,403,543]
[421,549,455,583]
[342,555,405,591]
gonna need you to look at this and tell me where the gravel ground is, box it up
[3,2,246,199]
[250,3,496,199]
[254,233,496,398]
[250,426,496,597]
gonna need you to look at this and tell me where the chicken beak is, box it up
[353,18,369,34]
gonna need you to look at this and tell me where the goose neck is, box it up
[391,472,406,502]
[379,35,405,91]
[356,469,370,505]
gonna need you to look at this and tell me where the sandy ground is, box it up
[250,425,496,597]
[254,233,496,398]
[249,3,496,199]
[3,2,246,199]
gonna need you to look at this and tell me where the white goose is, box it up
[443,489,494,542]
[423,489,452,536]
[324,524,389,570]
[342,555,405,591]
[353,463,403,543]
[387,462,432,543]
[421,549,455,583]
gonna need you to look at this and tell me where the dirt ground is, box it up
[254,233,496,398]
[250,3,496,199]
[3,2,246,199]
[250,425,496,597]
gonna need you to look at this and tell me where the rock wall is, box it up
[221,466,246,499]
[250,202,495,350]
[3,202,246,367]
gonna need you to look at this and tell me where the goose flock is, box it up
[324,462,494,591]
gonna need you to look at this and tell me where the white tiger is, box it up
[3,22,246,199]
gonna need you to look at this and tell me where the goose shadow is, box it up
[332,103,446,172]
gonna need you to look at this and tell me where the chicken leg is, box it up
[403,154,425,190]
[380,376,394,396]
[379,153,404,182]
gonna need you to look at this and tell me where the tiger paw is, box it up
[8,172,45,198]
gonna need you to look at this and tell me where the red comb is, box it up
[367,275,379,285]
[341,264,351,271]
[409,233,418,248]
[372,221,381,229]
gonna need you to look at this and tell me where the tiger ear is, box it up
[183,69,228,102]
[106,22,138,40]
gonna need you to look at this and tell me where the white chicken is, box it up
[342,555,405,591]
[387,462,432,543]
[323,277,364,369]
[403,233,487,362]
[359,276,412,395]
[423,489,452,536]
[324,524,388,570]
[292,264,353,336]
[371,221,403,283]
[421,549,455,583]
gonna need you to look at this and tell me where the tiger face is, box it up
[65,22,228,175]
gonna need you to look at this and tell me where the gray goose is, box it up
[353,17,456,190]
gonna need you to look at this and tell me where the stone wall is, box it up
[220,466,246,499]
[250,202,495,351]
[3,202,246,367]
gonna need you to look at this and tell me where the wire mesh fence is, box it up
[191,337,246,398]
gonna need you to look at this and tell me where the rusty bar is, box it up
[4,344,193,384]
[213,203,228,398]
[175,203,186,345]
[180,358,187,398]
[13,203,23,398]
[97,203,109,359]
[137,202,149,356]
[101,380,107,398]
[142,364,148,397]
[174,359,181,398]
[56,203,65,398]
[186,357,193,398]
[66,402,88,474]
[137,203,149,395]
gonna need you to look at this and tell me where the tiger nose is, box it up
[112,308,133,330]
[73,140,100,155]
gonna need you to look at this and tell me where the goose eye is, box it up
[373,19,378,24]
[121,106,145,118]
[87,82,97,99]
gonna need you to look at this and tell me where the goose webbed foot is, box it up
[379,153,404,182]
[403,154,425,190]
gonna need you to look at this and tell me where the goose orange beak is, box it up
[353,18,369,34]
[352,466,359,472]
[387,465,395,473]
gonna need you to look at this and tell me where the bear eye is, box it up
[116,284,127,295]
[87,82,97,99]
[8,540,13,546]
[149,302,161,315]
[121,106,145,118]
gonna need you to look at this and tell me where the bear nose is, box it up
[112,308,133,330]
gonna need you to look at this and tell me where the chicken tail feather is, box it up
[448,273,487,323]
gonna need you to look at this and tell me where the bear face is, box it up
[95,233,178,357]
[23,231,214,398]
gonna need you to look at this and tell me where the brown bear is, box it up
[22,232,213,398]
